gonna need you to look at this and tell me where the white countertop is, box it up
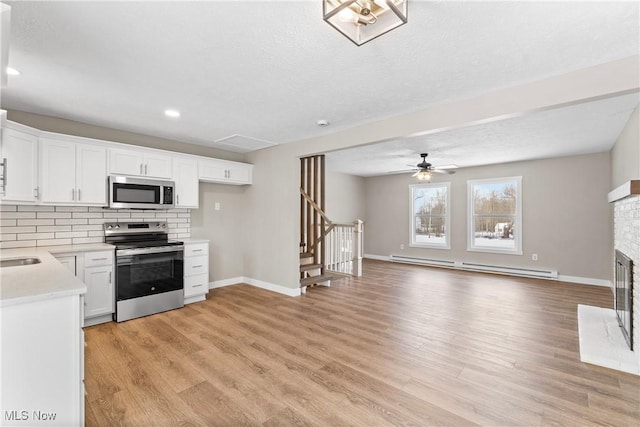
[0,247,91,307]
[181,238,210,244]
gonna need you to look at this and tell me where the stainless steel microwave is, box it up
[109,175,175,209]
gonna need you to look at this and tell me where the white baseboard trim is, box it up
[209,277,244,289]
[209,276,301,297]
[557,275,612,288]
[364,253,390,261]
[242,277,301,297]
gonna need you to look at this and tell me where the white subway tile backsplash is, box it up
[0,226,37,234]
[1,240,36,249]
[72,237,105,244]
[55,231,88,239]
[38,225,72,232]
[17,219,55,226]
[18,232,55,240]
[56,218,89,225]
[55,206,89,212]
[1,212,37,219]
[18,205,55,212]
[72,212,104,219]
[0,206,191,250]
[37,212,72,219]
[37,238,73,247]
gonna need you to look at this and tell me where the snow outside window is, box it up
[467,176,522,255]
[410,182,451,249]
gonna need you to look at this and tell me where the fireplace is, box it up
[615,250,634,350]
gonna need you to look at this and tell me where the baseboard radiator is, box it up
[389,255,559,279]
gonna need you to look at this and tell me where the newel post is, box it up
[353,219,363,277]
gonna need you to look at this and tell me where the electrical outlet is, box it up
[214,202,221,211]
[532,253,538,261]
[400,244,405,250]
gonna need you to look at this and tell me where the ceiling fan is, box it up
[390,153,456,181]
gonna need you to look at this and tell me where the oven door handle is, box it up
[116,246,184,256]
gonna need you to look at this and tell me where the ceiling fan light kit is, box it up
[410,153,455,181]
[323,0,408,46]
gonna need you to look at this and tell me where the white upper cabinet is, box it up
[173,156,199,208]
[0,128,39,203]
[109,148,172,179]
[199,158,252,185]
[40,138,107,205]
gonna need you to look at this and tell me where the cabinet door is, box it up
[84,265,114,318]
[144,152,172,178]
[40,138,76,203]
[198,159,228,182]
[109,148,144,176]
[0,128,39,202]
[76,144,107,204]
[173,157,199,208]
[226,162,252,184]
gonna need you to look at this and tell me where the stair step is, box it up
[300,273,332,287]
[299,252,314,259]
[300,263,322,272]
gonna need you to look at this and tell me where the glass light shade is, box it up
[323,0,408,46]
[416,170,431,182]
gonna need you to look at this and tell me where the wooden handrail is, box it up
[300,188,332,225]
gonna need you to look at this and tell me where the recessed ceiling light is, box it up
[164,109,180,118]
[6,67,20,76]
[317,119,330,127]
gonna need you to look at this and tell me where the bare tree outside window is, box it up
[410,183,450,249]
[468,177,522,254]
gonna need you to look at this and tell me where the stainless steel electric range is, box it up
[104,221,184,322]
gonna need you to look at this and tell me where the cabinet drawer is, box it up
[184,273,209,298]
[84,250,113,267]
[184,255,208,276]
[185,243,208,257]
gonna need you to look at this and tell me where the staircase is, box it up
[300,155,363,293]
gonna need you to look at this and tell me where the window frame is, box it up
[409,182,451,250]
[467,176,523,255]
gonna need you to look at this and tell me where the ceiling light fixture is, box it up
[415,170,431,182]
[6,67,20,76]
[317,119,330,127]
[164,109,180,118]
[323,0,407,46]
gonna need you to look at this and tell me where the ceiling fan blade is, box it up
[431,169,456,175]
[411,170,420,177]
[387,169,417,175]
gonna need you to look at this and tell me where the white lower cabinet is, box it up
[54,249,114,326]
[184,241,209,304]
[1,294,84,426]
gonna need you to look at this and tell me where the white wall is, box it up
[190,183,247,281]
[611,106,640,187]
[364,152,613,281]
[325,171,366,223]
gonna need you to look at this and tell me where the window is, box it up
[468,176,522,254]
[410,183,450,249]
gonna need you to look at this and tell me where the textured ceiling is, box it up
[0,1,638,160]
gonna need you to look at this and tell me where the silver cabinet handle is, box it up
[34,187,39,199]
[140,163,143,175]
[77,189,81,201]
[91,257,108,261]
[193,265,203,268]
[1,158,7,193]
[145,164,148,175]
[192,249,203,252]
[193,284,203,288]
[109,271,112,283]
[177,194,180,205]
[72,188,75,200]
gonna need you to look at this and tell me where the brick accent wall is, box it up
[614,195,640,354]
[0,205,190,249]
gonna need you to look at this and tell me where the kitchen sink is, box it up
[0,257,42,268]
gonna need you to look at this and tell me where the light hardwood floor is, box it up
[85,259,640,426]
